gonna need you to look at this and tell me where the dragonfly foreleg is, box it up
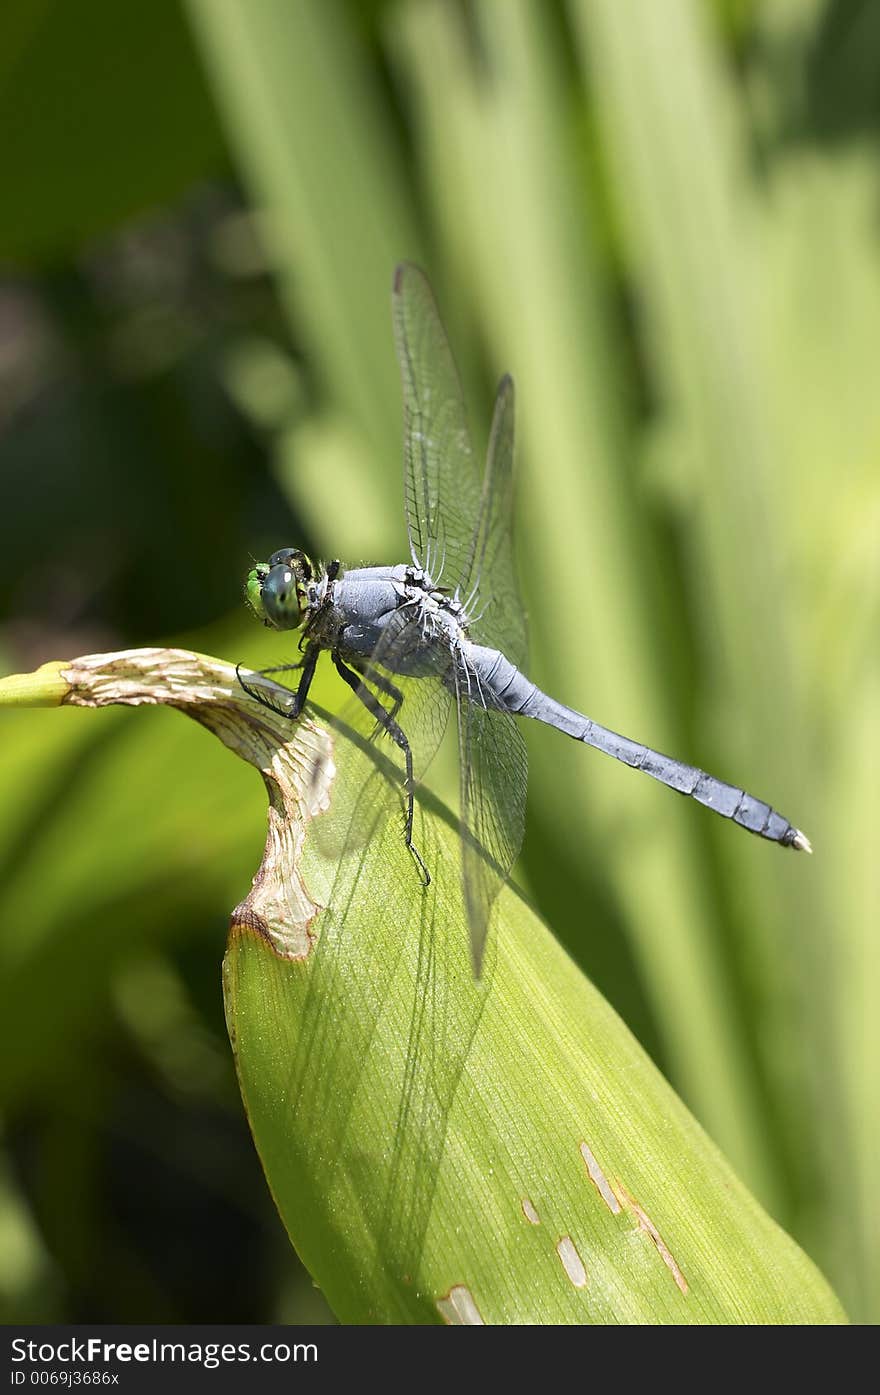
[236,663,293,717]
[236,641,320,719]
[254,659,306,677]
[332,653,431,887]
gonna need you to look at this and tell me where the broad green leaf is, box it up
[0,651,846,1323]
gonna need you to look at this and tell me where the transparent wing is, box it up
[464,373,528,671]
[456,666,528,975]
[393,263,484,590]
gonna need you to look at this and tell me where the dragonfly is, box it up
[239,262,810,973]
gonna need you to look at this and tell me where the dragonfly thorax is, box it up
[402,565,470,629]
[321,563,470,674]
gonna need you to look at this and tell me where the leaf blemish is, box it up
[580,1141,621,1214]
[556,1235,588,1288]
[616,1181,688,1295]
[436,1285,485,1325]
[521,1197,540,1225]
[229,905,273,943]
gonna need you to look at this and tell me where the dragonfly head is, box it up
[244,548,318,630]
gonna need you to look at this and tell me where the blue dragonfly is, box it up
[240,264,810,971]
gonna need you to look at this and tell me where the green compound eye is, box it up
[259,562,306,630]
[244,550,314,630]
[244,566,268,622]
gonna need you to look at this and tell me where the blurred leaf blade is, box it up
[185,0,422,561]
[571,0,879,1318]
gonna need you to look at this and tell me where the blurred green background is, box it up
[0,0,875,1324]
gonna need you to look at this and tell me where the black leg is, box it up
[287,642,321,717]
[332,652,430,887]
[346,656,404,719]
[237,643,320,720]
[256,659,305,677]
[236,662,293,717]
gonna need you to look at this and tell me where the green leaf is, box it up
[1,649,847,1323]
[0,660,69,707]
